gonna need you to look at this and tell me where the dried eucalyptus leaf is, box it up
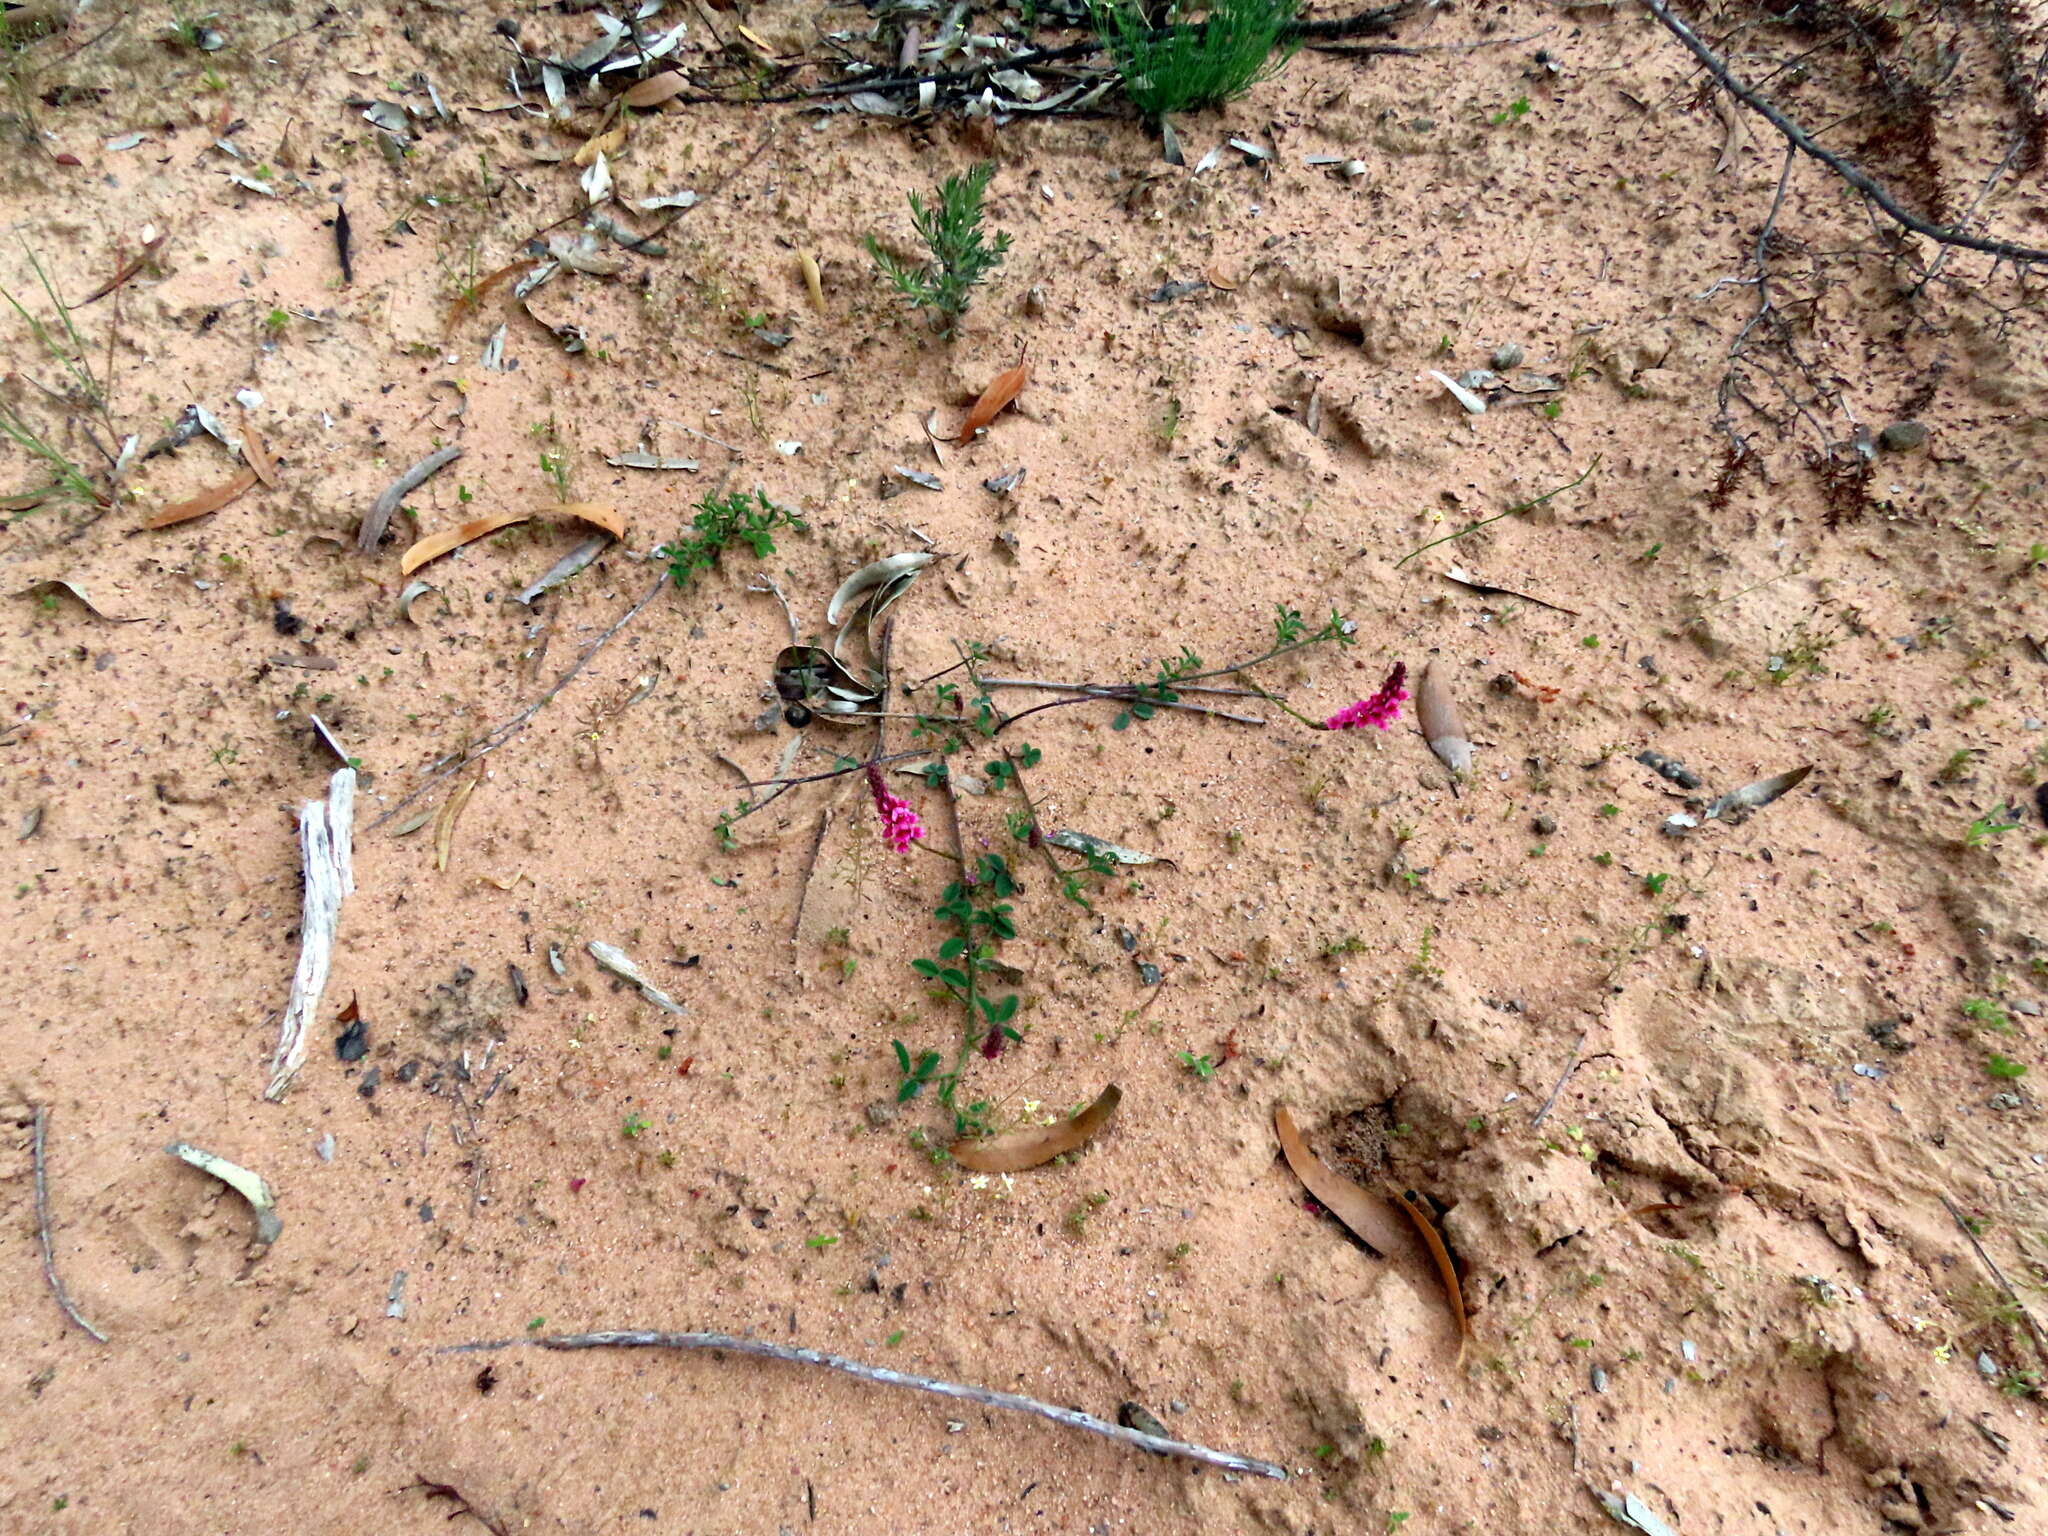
[890,465,943,492]
[1429,369,1488,415]
[166,1141,283,1245]
[1048,829,1171,866]
[1705,765,1812,823]
[397,578,442,623]
[607,450,700,471]
[587,940,686,1014]
[13,578,144,622]
[825,552,934,625]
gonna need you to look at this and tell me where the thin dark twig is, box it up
[439,1329,1289,1478]
[33,1106,109,1343]
[369,572,668,830]
[1939,1195,2048,1365]
[1528,1030,1590,1131]
[741,748,930,791]
[1642,0,2048,264]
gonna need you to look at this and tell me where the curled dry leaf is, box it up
[398,504,620,575]
[1273,1106,1413,1258]
[1416,659,1473,776]
[799,251,825,313]
[574,123,626,168]
[433,768,481,873]
[619,71,687,108]
[397,578,442,623]
[1705,764,1812,822]
[144,467,260,529]
[165,1141,283,1245]
[825,552,934,626]
[240,419,279,488]
[951,1084,1121,1172]
[1388,1183,1471,1346]
[956,356,1030,445]
[12,578,143,622]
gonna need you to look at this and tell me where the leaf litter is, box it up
[950,1084,1121,1172]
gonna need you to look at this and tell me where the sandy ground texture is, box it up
[4,0,2048,1530]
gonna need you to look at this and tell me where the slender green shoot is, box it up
[866,163,1011,339]
[1091,0,1299,119]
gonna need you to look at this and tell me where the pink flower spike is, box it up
[865,764,927,854]
[1324,662,1409,731]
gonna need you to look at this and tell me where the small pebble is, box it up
[1590,1366,1609,1393]
[1878,421,1927,452]
[1490,342,1524,371]
[864,1100,897,1128]
[1680,1339,1697,1362]
[1533,813,1557,835]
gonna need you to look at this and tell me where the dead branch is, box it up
[441,1329,1288,1478]
[33,1106,109,1343]
[1643,0,2048,265]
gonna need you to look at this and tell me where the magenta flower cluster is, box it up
[1324,661,1408,731]
[866,764,926,853]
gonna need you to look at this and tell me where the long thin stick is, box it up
[1395,458,1601,569]
[1940,1195,2048,1364]
[1643,0,2048,265]
[369,573,668,830]
[1528,1029,1589,1131]
[441,1330,1288,1478]
[33,1106,109,1343]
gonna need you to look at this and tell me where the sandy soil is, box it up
[4,0,2048,1531]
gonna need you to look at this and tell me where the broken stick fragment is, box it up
[265,768,356,1100]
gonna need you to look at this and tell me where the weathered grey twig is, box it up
[442,1329,1288,1478]
[33,1106,108,1342]
[369,572,668,830]
[1940,1194,2048,1364]
[357,444,463,553]
[1528,1029,1590,1131]
[266,767,356,1100]
[1643,0,2048,264]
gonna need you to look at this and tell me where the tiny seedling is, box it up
[658,488,807,590]
[892,1039,942,1102]
[538,449,571,502]
[1092,0,1300,119]
[1177,1049,1217,1080]
[1964,814,2020,848]
[1488,95,1531,125]
[262,308,289,336]
[1643,872,1670,896]
[865,162,1011,338]
[621,1114,649,1138]
[1963,997,2012,1032]
[1986,1055,2028,1080]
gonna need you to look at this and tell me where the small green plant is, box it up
[1092,0,1300,119]
[1643,872,1670,896]
[865,162,1011,338]
[892,1039,942,1102]
[262,307,289,336]
[1387,1514,1412,1533]
[621,1113,650,1138]
[538,449,571,502]
[1937,748,1977,783]
[1177,1049,1217,1080]
[1489,95,1531,125]
[1963,997,2012,1032]
[1764,619,1839,685]
[1986,1054,2028,1080]
[165,4,219,47]
[1598,803,1619,818]
[658,488,808,590]
[903,855,1023,1132]
[2024,543,2047,572]
[1965,813,2020,848]
[1156,393,1183,447]
[805,1233,839,1249]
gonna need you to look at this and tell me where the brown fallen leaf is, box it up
[620,71,688,108]
[443,258,538,337]
[956,355,1030,445]
[574,123,627,167]
[241,419,279,489]
[144,467,260,529]
[951,1084,1121,1172]
[799,251,825,313]
[398,505,620,576]
[1416,659,1472,777]
[1388,1183,1471,1349]
[1273,1106,1413,1258]
[434,768,482,873]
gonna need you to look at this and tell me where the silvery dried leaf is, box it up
[480,324,509,372]
[587,940,686,1014]
[1595,1490,1679,1536]
[984,467,1026,495]
[514,534,611,605]
[513,260,559,299]
[1193,145,1222,174]
[1705,765,1812,822]
[607,450,699,471]
[636,189,698,210]
[1429,369,1488,415]
[1049,829,1171,866]
[891,465,943,492]
[548,230,619,276]
[774,645,880,705]
[1228,137,1272,161]
[1160,119,1185,166]
[361,101,410,134]
[542,64,568,118]
[847,92,902,116]
[580,151,613,205]
[228,172,278,197]
[166,1141,283,1245]
[106,131,145,151]
[826,552,935,626]
[397,578,443,623]
[988,68,1041,100]
[308,713,352,766]
[13,578,143,622]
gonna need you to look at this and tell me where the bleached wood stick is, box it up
[442,1329,1288,1480]
[265,768,355,1100]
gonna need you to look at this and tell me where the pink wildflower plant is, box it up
[865,764,926,853]
[1323,662,1408,731]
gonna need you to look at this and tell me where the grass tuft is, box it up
[1091,0,1299,119]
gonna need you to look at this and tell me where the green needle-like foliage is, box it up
[1092,0,1300,119]
[865,162,1011,339]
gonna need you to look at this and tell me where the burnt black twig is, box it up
[1644,0,2048,264]
[399,1476,509,1536]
